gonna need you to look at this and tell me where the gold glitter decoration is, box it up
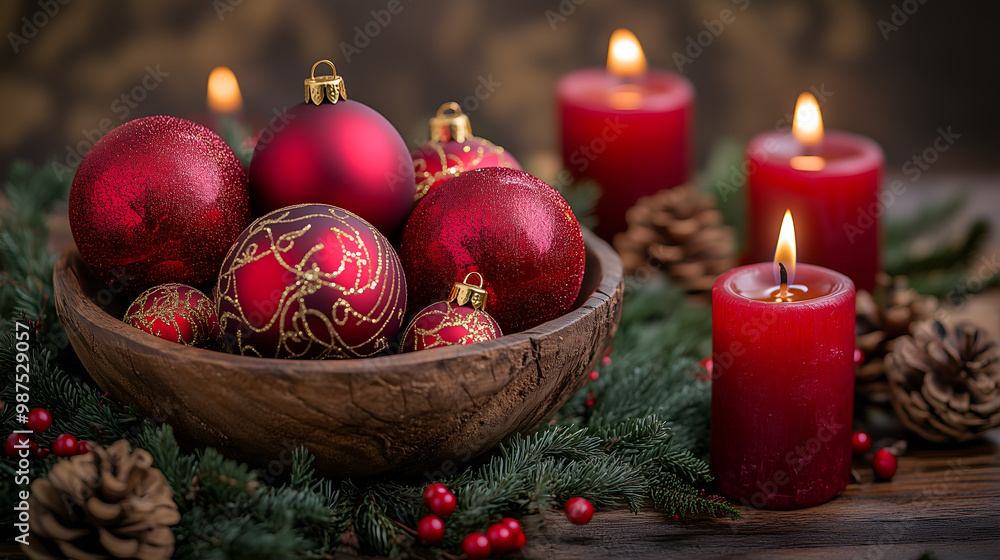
[216,204,406,359]
[413,140,517,201]
[401,301,502,352]
[123,283,218,347]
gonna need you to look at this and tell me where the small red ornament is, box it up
[37,447,50,459]
[417,515,445,544]
[422,483,449,506]
[400,167,585,334]
[401,272,503,352]
[69,115,250,292]
[564,497,593,525]
[5,433,31,458]
[872,448,898,480]
[462,533,492,559]
[248,61,415,235]
[852,431,872,455]
[853,347,864,366]
[427,489,457,518]
[26,408,52,433]
[77,441,95,455]
[217,204,406,359]
[412,102,520,201]
[52,434,79,457]
[589,371,599,380]
[500,518,526,551]
[124,283,220,348]
[486,522,516,554]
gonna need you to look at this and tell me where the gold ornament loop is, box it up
[429,101,473,143]
[447,271,489,310]
[304,59,347,105]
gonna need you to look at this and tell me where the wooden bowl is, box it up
[53,230,623,477]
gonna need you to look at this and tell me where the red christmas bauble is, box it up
[217,204,406,359]
[401,273,502,352]
[400,167,585,334]
[69,116,250,292]
[412,102,519,201]
[249,63,414,235]
[124,283,220,347]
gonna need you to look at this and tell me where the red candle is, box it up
[746,93,883,292]
[712,211,855,509]
[557,29,694,240]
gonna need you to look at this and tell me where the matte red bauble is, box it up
[400,167,585,334]
[248,61,415,235]
[69,116,250,292]
[401,272,503,352]
[124,283,220,348]
[412,102,520,201]
[216,204,406,359]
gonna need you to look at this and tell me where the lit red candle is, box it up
[712,211,855,509]
[557,29,694,240]
[746,93,883,292]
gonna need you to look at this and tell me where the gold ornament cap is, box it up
[304,60,347,105]
[429,102,473,143]
[447,272,489,310]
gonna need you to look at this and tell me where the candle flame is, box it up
[207,66,243,114]
[792,92,823,147]
[773,210,796,286]
[607,29,647,78]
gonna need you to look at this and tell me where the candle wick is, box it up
[779,262,789,300]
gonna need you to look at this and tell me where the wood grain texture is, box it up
[3,434,997,559]
[51,230,624,478]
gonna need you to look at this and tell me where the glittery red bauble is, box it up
[124,283,220,347]
[69,116,250,292]
[412,137,520,201]
[400,167,585,334]
[216,204,406,359]
[248,101,415,236]
[401,301,502,352]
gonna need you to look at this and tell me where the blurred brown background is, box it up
[0,0,997,176]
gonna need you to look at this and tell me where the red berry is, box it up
[77,441,95,455]
[589,371,599,380]
[52,434,79,457]
[852,431,872,455]
[872,448,898,480]
[486,522,516,554]
[37,448,50,459]
[853,347,864,366]
[417,515,445,544]
[26,408,52,433]
[462,533,491,559]
[499,518,525,551]
[428,490,457,517]
[601,356,611,366]
[700,356,713,376]
[5,433,32,458]
[585,399,595,407]
[422,483,449,507]
[564,497,594,525]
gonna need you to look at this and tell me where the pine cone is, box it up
[613,184,735,293]
[24,440,180,560]
[886,319,1000,443]
[855,273,937,401]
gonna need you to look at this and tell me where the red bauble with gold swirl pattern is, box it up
[124,283,220,348]
[401,272,502,352]
[216,203,406,359]
[412,102,520,201]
